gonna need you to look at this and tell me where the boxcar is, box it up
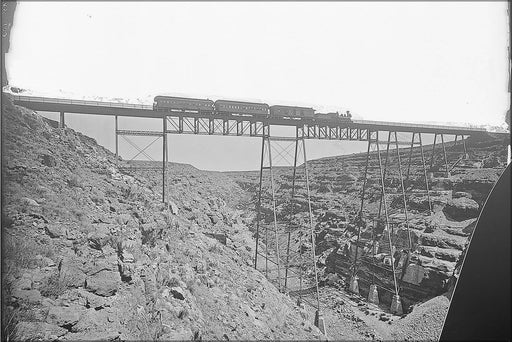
[214,100,269,117]
[269,105,315,119]
[154,96,214,112]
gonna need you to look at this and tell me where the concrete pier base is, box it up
[349,275,359,294]
[367,284,379,304]
[390,294,403,315]
[314,310,327,336]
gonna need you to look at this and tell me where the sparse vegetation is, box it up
[39,272,68,299]
[3,234,54,271]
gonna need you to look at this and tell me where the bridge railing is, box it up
[10,94,153,110]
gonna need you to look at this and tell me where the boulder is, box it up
[46,306,81,327]
[170,286,186,300]
[82,290,110,310]
[15,321,67,341]
[35,254,56,267]
[16,273,33,290]
[46,224,66,238]
[59,258,86,288]
[60,330,121,341]
[21,197,39,206]
[121,251,134,263]
[407,194,432,211]
[85,270,121,297]
[160,327,194,341]
[87,224,111,250]
[419,234,466,250]
[71,308,109,333]
[443,197,480,221]
[452,191,472,199]
[12,289,42,303]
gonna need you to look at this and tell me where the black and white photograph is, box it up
[1,1,510,341]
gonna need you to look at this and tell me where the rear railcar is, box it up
[154,96,214,113]
[214,100,269,117]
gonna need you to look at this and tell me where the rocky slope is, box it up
[1,95,323,341]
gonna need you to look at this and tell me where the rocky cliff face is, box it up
[1,95,322,341]
[228,132,508,311]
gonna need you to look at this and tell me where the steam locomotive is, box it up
[153,95,352,123]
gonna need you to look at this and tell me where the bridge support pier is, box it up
[314,310,327,335]
[430,134,473,177]
[59,111,65,129]
[162,116,167,203]
[253,124,323,334]
[114,117,168,202]
[441,134,450,177]
[115,116,118,163]
[357,130,428,307]
[404,132,432,213]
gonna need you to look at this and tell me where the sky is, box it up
[5,2,510,171]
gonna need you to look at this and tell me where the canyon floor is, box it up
[2,94,508,341]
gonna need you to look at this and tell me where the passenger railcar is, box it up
[154,96,214,112]
[269,105,315,119]
[214,100,269,117]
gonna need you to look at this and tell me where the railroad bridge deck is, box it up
[9,94,499,139]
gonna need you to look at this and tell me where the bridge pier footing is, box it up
[314,310,327,335]
[349,275,360,294]
[390,294,403,315]
[368,284,380,304]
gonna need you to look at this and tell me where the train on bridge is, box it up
[153,95,353,124]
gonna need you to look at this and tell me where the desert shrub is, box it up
[2,306,19,342]
[2,235,54,270]
[39,272,68,299]
[141,225,163,247]
[121,184,146,202]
